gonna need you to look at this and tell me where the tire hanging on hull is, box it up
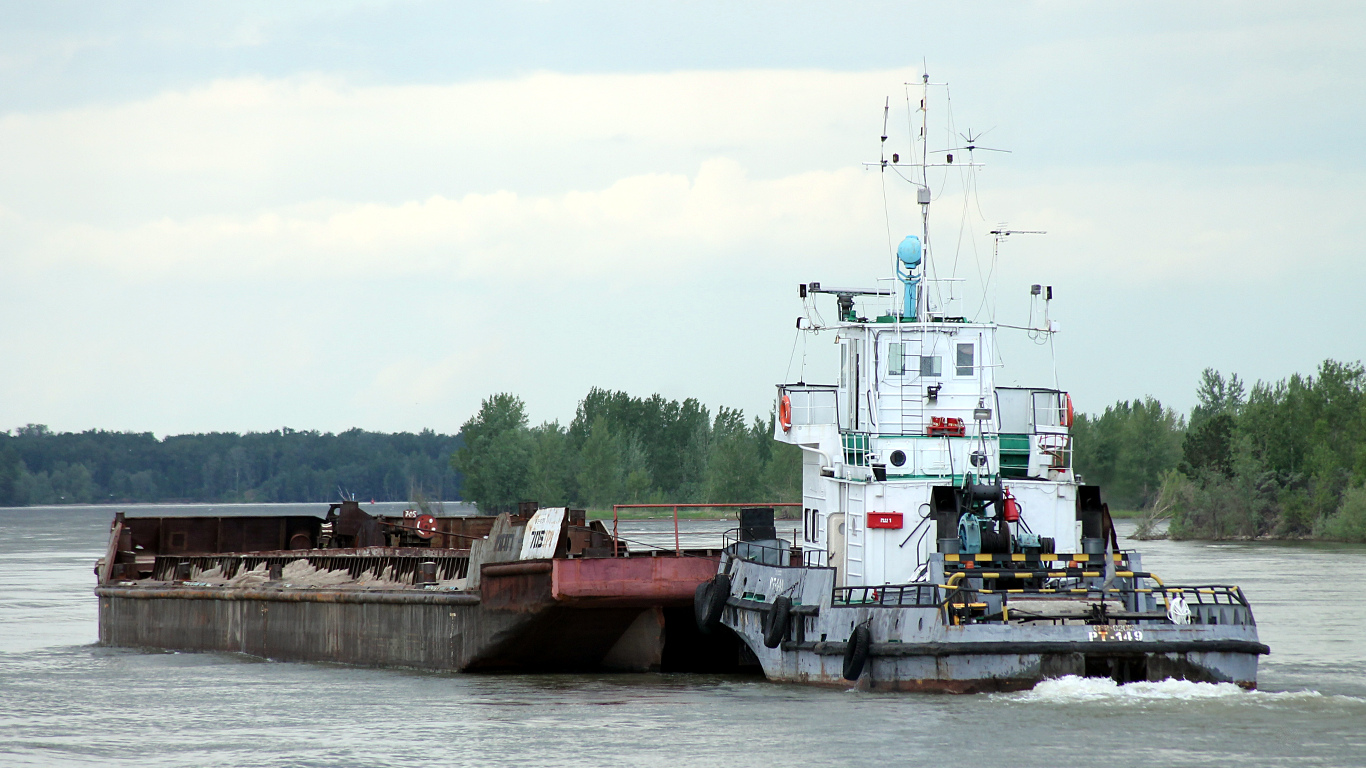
[763,596,791,649]
[843,625,871,680]
[694,574,730,634]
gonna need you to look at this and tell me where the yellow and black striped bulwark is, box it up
[944,566,1145,579]
[942,553,1126,564]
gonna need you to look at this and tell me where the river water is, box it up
[2,504,1363,767]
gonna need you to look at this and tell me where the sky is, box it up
[2,1,1363,437]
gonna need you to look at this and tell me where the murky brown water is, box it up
[2,505,1363,767]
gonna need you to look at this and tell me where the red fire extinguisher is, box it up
[1002,489,1020,522]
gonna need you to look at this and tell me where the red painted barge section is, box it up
[551,555,719,606]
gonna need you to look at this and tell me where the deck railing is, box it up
[777,384,839,427]
[610,502,802,556]
[832,583,942,607]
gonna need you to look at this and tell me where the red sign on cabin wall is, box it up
[867,512,903,529]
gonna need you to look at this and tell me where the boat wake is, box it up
[1004,676,1361,705]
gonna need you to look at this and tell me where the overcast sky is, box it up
[2,1,1363,436]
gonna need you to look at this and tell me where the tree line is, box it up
[453,388,801,511]
[0,426,462,506]
[0,386,801,511]
[1072,359,1366,542]
[8,363,1362,543]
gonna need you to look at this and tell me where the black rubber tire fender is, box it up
[763,596,792,649]
[699,573,731,633]
[694,582,713,633]
[842,625,872,681]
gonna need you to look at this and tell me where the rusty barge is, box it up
[96,501,747,673]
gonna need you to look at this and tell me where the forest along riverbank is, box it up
[1073,362,1366,543]
[0,505,1364,767]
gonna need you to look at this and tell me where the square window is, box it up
[920,356,941,377]
[889,342,904,375]
[956,343,974,376]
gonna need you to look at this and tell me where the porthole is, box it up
[890,450,907,467]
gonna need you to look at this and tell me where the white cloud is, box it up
[13,159,886,284]
[1,67,1363,433]
[0,69,916,222]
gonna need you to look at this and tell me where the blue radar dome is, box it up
[897,235,922,269]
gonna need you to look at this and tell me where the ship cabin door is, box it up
[827,512,846,587]
[840,484,865,585]
[840,341,863,431]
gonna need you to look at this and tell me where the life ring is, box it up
[779,394,793,432]
[1062,393,1075,428]
[695,573,731,634]
[842,625,872,680]
[763,596,792,648]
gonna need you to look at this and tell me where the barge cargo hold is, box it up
[95,502,747,673]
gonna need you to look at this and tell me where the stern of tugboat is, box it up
[703,532,1267,691]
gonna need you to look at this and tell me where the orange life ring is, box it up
[779,394,793,431]
[1062,393,1075,428]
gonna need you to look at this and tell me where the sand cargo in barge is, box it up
[96,501,750,672]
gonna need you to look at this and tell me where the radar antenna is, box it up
[931,128,1011,164]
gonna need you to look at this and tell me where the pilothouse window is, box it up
[889,343,904,375]
[956,343,975,377]
[920,356,941,377]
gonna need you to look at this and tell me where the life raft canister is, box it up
[779,394,793,432]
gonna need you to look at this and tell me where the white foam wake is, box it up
[1009,675,1329,703]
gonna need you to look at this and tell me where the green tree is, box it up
[1072,397,1184,508]
[761,441,802,502]
[526,422,571,506]
[0,448,20,506]
[1189,368,1245,430]
[704,407,762,502]
[576,416,621,508]
[619,433,653,503]
[451,393,532,512]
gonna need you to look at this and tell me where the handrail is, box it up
[721,529,796,566]
[827,577,1250,625]
[934,582,1250,625]
[610,502,801,556]
[832,582,942,607]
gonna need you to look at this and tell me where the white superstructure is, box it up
[775,74,1080,588]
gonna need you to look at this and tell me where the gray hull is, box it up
[718,557,1267,692]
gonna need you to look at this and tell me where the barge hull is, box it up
[97,554,732,672]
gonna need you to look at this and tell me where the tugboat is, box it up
[694,76,1268,691]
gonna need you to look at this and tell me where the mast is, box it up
[917,72,930,322]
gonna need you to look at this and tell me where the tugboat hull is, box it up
[712,554,1268,692]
